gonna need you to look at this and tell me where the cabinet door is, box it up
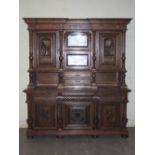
[96,31,122,70]
[62,101,94,130]
[33,100,57,129]
[97,104,120,129]
[34,31,59,69]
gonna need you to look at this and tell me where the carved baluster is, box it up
[120,30,127,87]
[92,31,96,70]
[121,88,129,128]
[57,31,64,95]
[29,30,33,69]
[59,31,63,69]
[58,31,64,86]
[92,31,97,87]
[92,70,96,83]
[29,71,36,87]
[93,96,100,129]
[29,72,33,84]
[58,71,63,84]
[28,30,35,88]
[26,94,33,129]
[57,98,63,130]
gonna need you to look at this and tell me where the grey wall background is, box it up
[19,0,135,127]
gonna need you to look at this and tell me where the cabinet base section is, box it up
[26,128,128,138]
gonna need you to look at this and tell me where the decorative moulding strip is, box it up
[19,120,135,128]
[23,18,131,24]
[23,18,131,30]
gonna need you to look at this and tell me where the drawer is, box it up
[27,88,58,98]
[64,71,91,78]
[96,72,117,84]
[36,72,58,86]
[64,79,91,86]
[97,86,121,97]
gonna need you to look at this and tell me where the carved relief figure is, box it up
[104,38,114,56]
[40,39,51,56]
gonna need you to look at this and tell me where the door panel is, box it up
[62,101,94,130]
[98,104,120,129]
[96,31,122,70]
[33,101,57,129]
[34,31,59,69]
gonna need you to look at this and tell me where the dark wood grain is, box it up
[23,18,131,138]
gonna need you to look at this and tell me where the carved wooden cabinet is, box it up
[24,18,131,138]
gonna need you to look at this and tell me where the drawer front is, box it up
[29,88,58,98]
[36,72,58,86]
[64,79,91,86]
[64,71,91,78]
[97,86,122,97]
[96,72,117,85]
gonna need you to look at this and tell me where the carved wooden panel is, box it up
[62,101,94,129]
[99,34,115,65]
[96,31,121,69]
[98,104,120,128]
[36,32,58,68]
[34,103,57,129]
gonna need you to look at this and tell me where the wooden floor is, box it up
[19,127,135,155]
